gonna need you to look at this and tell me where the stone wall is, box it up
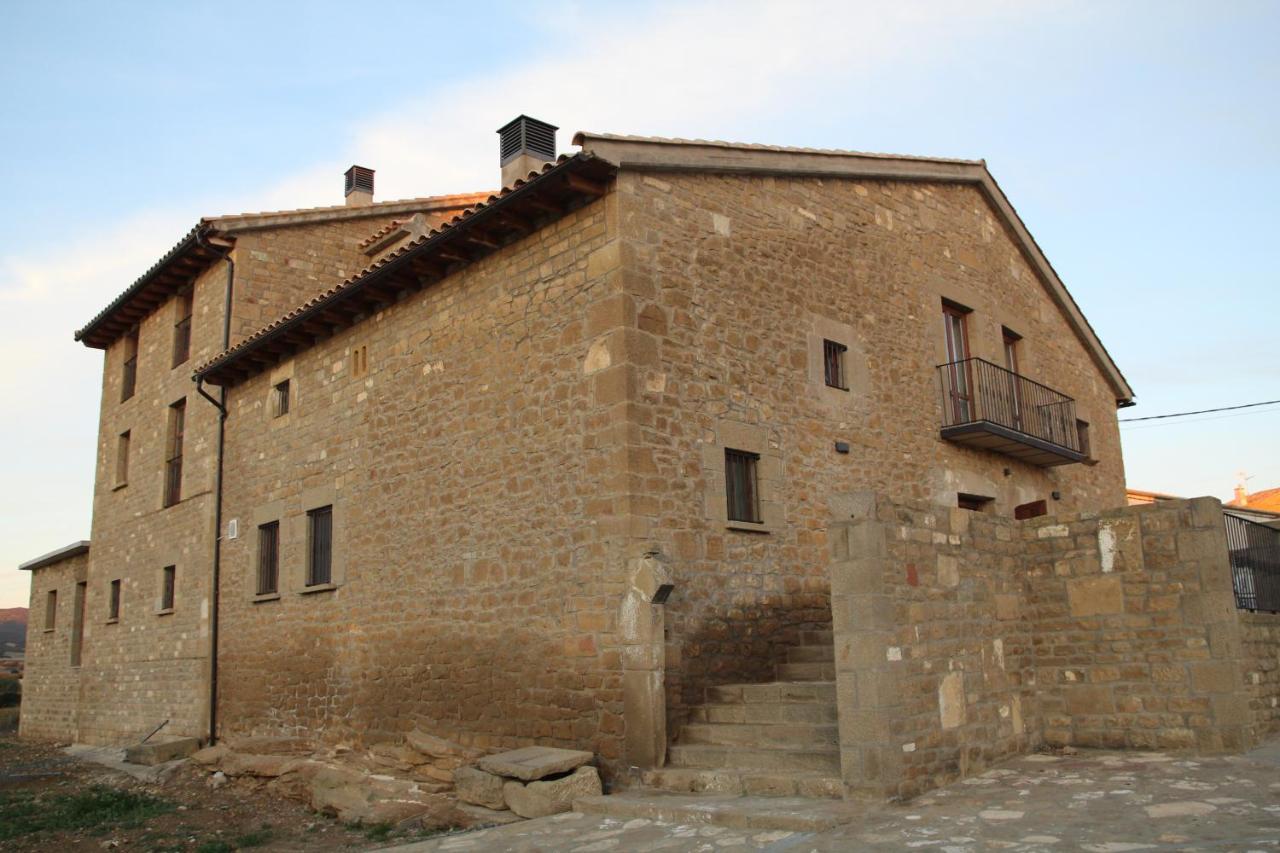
[830,494,1039,800]
[18,552,87,741]
[613,170,1129,728]
[1025,498,1249,753]
[215,195,633,771]
[831,495,1259,800]
[1239,611,1280,738]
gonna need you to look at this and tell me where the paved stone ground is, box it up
[393,747,1280,851]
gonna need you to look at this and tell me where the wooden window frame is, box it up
[257,521,280,596]
[725,449,761,525]
[958,493,994,512]
[164,399,185,508]
[172,290,193,368]
[942,301,974,423]
[822,340,848,391]
[272,380,291,418]
[306,505,334,587]
[1015,499,1048,520]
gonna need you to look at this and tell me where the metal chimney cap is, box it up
[344,165,375,197]
[497,116,558,166]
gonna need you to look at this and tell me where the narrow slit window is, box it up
[351,345,369,378]
[823,340,848,390]
[116,430,130,486]
[45,589,57,630]
[725,449,761,524]
[70,582,86,666]
[958,493,994,512]
[172,290,193,367]
[160,565,175,611]
[273,380,291,418]
[108,579,121,621]
[121,331,138,402]
[1076,419,1092,458]
[257,521,280,595]
[307,506,333,586]
[164,399,185,507]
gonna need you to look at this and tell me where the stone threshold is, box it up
[573,791,863,833]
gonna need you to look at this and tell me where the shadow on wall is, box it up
[670,592,832,721]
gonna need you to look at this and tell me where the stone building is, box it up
[21,118,1280,801]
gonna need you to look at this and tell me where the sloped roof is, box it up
[1229,487,1280,512]
[74,192,490,349]
[194,153,616,386]
[573,131,1134,404]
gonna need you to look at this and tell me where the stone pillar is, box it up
[620,552,673,769]
[829,504,902,800]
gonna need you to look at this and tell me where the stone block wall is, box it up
[613,169,1129,732]
[18,552,87,741]
[830,494,1038,800]
[1024,498,1249,753]
[1238,611,1280,738]
[831,494,1259,801]
[215,195,634,772]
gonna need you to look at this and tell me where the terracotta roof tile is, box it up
[571,131,984,166]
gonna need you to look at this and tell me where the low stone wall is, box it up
[1239,611,1280,738]
[831,494,1258,801]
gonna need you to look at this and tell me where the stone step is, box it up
[574,791,858,832]
[705,681,835,706]
[642,767,843,800]
[688,701,838,725]
[679,722,838,749]
[775,662,837,681]
[801,629,834,646]
[786,645,835,663]
[668,744,841,774]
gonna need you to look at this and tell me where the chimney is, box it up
[497,115,557,187]
[1235,485,1249,506]
[344,165,375,207]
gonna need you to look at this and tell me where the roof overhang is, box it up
[19,540,90,572]
[194,154,617,387]
[574,132,1135,406]
[73,193,493,351]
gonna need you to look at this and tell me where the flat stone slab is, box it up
[573,791,861,833]
[477,746,593,781]
[124,737,201,766]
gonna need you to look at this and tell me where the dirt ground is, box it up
[0,735,454,852]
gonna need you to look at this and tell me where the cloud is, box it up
[0,0,1031,606]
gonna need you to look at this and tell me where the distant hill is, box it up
[0,608,27,653]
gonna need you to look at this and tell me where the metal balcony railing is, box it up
[937,357,1083,465]
[1226,513,1280,612]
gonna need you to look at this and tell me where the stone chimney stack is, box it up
[1235,484,1249,506]
[345,165,374,207]
[497,116,557,187]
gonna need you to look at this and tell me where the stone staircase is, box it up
[641,630,842,799]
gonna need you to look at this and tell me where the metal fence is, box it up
[1226,513,1280,612]
[937,357,1081,452]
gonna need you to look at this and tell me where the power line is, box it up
[1120,406,1280,431]
[1118,399,1280,423]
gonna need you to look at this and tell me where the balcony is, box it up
[937,358,1085,467]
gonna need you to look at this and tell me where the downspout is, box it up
[195,230,234,746]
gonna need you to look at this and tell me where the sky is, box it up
[1,0,1277,608]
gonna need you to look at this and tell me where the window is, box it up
[1015,500,1048,520]
[116,430,130,487]
[164,399,185,507]
[257,521,280,595]
[958,493,994,512]
[272,380,290,418]
[1001,328,1021,373]
[351,345,369,378]
[108,579,121,621]
[121,331,138,402]
[70,582,86,666]
[1076,419,1092,459]
[942,302,973,423]
[45,590,57,630]
[160,565,175,611]
[1001,328,1024,430]
[725,449,761,524]
[823,340,848,390]
[172,290,193,367]
[307,506,333,586]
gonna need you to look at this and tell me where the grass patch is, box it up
[233,826,274,847]
[195,842,234,853]
[363,821,395,841]
[0,785,174,841]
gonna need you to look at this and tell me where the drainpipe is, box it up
[195,230,234,746]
